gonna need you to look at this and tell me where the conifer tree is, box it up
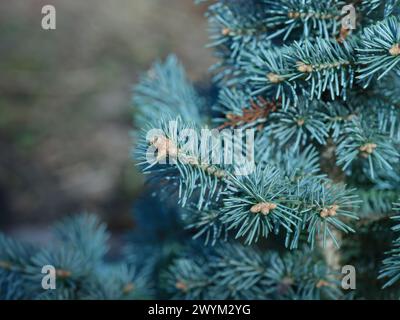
[1,0,400,300]
[133,0,400,300]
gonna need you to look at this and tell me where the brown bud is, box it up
[389,43,400,56]
[297,62,313,73]
[320,208,329,218]
[250,202,277,215]
[122,282,135,294]
[0,260,12,270]
[214,170,226,178]
[359,143,377,155]
[267,72,283,84]
[222,28,231,36]
[250,203,262,213]
[320,204,339,218]
[288,12,300,19]
[176,280,188,292]
[316,279,330,288]
[297,118,305,126]
[56,269,72,278]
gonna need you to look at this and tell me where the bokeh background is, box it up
[0,0,214,242]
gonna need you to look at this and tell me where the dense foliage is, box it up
[1,0,400,300]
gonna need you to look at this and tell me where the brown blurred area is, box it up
[0,0,214,237]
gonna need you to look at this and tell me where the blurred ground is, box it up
[0,0,215,235]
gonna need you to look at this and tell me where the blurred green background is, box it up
[0,0,214,239]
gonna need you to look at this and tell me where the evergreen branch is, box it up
[320,100,356,141]
[0,214,153,300]
[53,214,109,264]
[207,1,271,46]
[360,0,400,17]
[133,55,204,125]
[239,46,298,109]
[0,234,38,299]
[286,38,356,100]
[262,0,345,41]
[214,88,279,129]
[356,189,400,217]
[163,256,213,299]
[135,117,229,210]
[80,264,153,300]
[255,137,324,180]
[267,96,329,149]
[265,248,343,299]
[239,38,356,107]
[379,201,400,288]
[220,164,359,247]
[204,1,273,83]
[164,244,343,300]
[336,114,400,179]
[357,16,400,85]
[182,206,227,246]
[221,165,301,245]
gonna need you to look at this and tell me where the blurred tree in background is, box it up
[0,0,214,233]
